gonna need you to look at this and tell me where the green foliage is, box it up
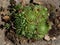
[13,4,51,40]
[5,23,10,29]
[14,4,23,10]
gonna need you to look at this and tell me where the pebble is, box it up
[44,34,51,41]
[51,37,56,40]
[4,42,7,45]
[3,15,10,22]
[58,24,60,28]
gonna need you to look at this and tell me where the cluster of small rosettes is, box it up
[13,4,51,40]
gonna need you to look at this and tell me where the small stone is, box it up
[51,37,56,40]
[4,42,7,45]
[33,0,44,5]
[55,19,59,24]
[58,24,60,28]
[6,43,10,45]
[44,34,51,41]
[58,16,60,20]
[3,15,10,22]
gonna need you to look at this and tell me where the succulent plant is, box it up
[9,4,51,40]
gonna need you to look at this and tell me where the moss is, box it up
[9,3,51,40]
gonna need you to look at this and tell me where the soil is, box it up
[0,0,60,45]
